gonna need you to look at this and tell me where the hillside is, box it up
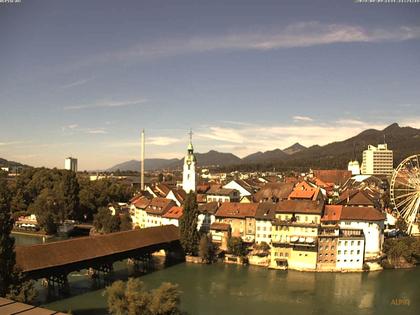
[108,123,420,171]
[283,143,307,155]
[107,150,242,171]
[0,157,26,168]
[243,149,289,164]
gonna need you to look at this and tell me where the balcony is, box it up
[272,235,317,247]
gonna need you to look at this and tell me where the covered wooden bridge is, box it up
[15,225,183,294]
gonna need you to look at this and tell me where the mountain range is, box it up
[107,123,420,172]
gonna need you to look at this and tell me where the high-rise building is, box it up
[64,157,78,172]
[182,130,196,193]
[361,144,393,176]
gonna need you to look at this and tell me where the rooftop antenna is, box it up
[141,129,145,191]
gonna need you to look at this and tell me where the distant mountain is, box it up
[0,157,25,168]
[194,150,242,167]
[107,150,242,171]
[243,148,288,164]
[283,143,307,155]
[288,123,420,169]
[107,123,420,171]
[107,158,180,172]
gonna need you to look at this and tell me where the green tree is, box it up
[56,171,80,221]
[6,272,37,304]
[106,278,181,315]
[149,282,181,315]
[199,234,215,263]
[396,217,408,233]
[93,207,121,234]
[179,192,199,256]
[120,213,133,231]
[0,175,15,296]
[228,237,248,257]
[28,188,59,235]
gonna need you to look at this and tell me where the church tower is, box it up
[182,129,196,193]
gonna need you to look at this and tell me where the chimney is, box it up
[141,129,145,191]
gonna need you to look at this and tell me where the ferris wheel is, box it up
[390,154,420,234]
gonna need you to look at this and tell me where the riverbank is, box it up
[12,230,53,238]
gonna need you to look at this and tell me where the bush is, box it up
[105,278,182,315]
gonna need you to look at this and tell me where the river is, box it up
[13,233,419,315]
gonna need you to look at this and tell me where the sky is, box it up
[1,0,420,170]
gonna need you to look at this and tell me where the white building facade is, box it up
[361,144,393,176]
[65,157,78,172]
[182,134,196,193]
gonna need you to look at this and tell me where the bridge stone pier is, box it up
[16,225,183,296]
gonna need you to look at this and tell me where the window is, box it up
[357,250,360,254]
[351,250,354,254]
[351,241,354,246]
[285,253,289,257]
[344,241,348,246]
[280,252,283,257]
[338,250,341,255]
[357,241,361,246]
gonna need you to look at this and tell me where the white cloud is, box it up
[64,98,147,111]
[59,77,94,89]
[87,129,108,134]
[293,116,314,122]
[68,22,420,68]
[147,137,180,146]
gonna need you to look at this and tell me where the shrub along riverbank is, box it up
[382,236,420,269]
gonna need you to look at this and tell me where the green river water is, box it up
[13,233,419,315]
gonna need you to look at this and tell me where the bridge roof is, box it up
[16,225,179,273]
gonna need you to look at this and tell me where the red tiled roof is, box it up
[145,198,176,215]
[322,205,342,222]
[198,201,219,214]
[288,181,320,200]
[340,206,385,221]
[215,202,258,219]
[255,203,276,220]
[313,170,352,186]
[162,206,183,219]
[133,196,151,209]
[275,200,324,215]
[253,182,294,202]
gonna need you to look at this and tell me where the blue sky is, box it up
[1,0,419,170]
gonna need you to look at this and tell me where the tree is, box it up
[28,188,59,235]
[149,282,181,315]
[93,207,120,234]
[0,176,15,296]
[179,192,199,256]
[120,213,133,231]
[56,171,80,221]
[199,234,215,263]
[228,237,248,257]
[106,278,181,315]
[396,217,408,233]
[0,177,16,296]
[6,272,37,304]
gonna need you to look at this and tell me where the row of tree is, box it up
[0,172,37,302]
[6,168,134,234]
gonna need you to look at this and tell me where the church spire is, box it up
[188,128,194,153]
[183,128,196,193]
